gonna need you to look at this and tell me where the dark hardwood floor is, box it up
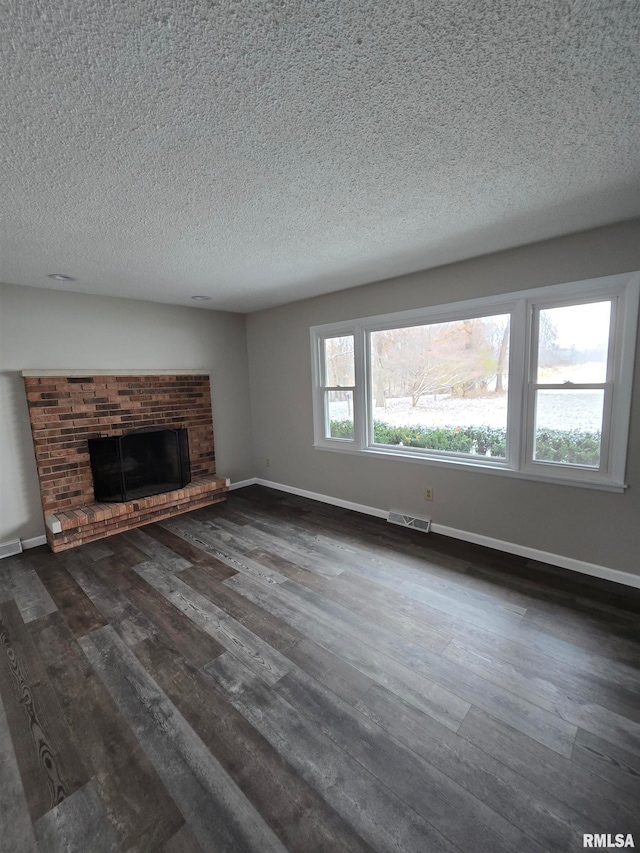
[1,485,639,852]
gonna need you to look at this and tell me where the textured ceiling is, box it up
[1,1,639,312]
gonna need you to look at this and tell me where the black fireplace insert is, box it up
[88,428,191,502]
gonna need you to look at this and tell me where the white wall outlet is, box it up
[424,487,433,501]
[266,458,271,467]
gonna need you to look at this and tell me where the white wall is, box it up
[246,219,640,579]
[0,284,254,544]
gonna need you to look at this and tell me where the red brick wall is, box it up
[24,373,217,517]
[45,476,227,552]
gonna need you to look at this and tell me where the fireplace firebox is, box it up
[88,428,191,502]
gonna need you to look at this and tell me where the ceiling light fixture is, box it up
[48,273,77,281]
[191,295,212,301]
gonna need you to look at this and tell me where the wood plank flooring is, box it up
[1,485,639,852]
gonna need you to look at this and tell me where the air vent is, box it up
[387,511,432,533]
[0,539,23,559]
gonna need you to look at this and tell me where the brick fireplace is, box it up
[23,370,228,552]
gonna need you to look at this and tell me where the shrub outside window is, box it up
[310,272,639,491]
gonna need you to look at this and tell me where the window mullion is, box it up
[508,298,528,471]
[354,324,367,451]
[312,332,325,445]
[609,280,639,482]
[532,382,608,391]
[322,385,356,391]
[598,384,614,474]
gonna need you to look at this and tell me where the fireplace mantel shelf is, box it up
[22,369,210,377]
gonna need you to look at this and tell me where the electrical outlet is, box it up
[424,487,433,501]
[265,458,271,468]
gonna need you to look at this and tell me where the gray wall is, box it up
[0,283,254,544]
[246,219,640,577]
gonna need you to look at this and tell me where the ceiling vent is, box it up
[387,511,432,533]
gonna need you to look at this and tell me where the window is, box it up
[370,313,511,458]
[529,301,612,470]
[321,334,355,440]
[311,272,639,490]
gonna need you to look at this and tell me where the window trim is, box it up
[310,271,639,492]
[523,294,615,480]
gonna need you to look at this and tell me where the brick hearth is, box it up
[23,371,228,551]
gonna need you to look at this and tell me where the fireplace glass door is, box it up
[89,428,190,502]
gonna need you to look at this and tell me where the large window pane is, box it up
[324,335,355,386]
[534,389,604,467]
[537,302,611,384]
[325,390,354,439]
[370,314,510,457]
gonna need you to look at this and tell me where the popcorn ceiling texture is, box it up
[1,1,639,311]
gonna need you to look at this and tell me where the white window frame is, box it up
[310,271,639,492]
[316,331,357,442]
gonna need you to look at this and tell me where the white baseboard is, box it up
[22,535,47,550]
[229,478,258,491]
[255,478,388,520]
[252,478,640,590]
[429,523,640,590]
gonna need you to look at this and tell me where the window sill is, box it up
[313,443,627,492]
